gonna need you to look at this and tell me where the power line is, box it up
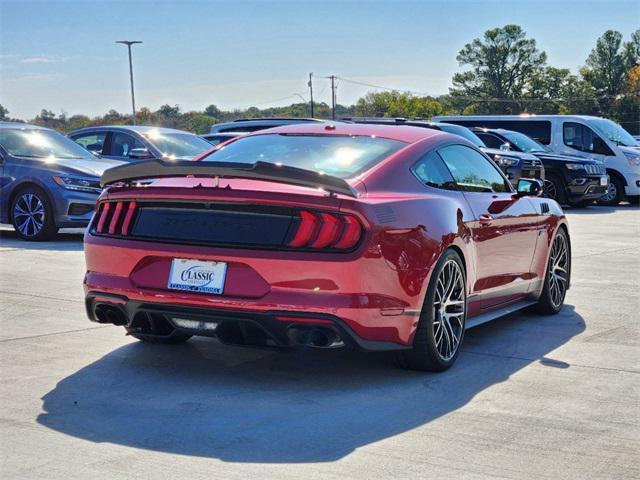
[337,75,632,103]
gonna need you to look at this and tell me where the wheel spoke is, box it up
[430,259,466,361]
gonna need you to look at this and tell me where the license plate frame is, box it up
[167,258,227,294]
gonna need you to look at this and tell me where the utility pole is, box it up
[308,72,314,118]
[116,40,142,125]
[327,75,337,120]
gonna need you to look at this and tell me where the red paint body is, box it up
[84,123,568,349]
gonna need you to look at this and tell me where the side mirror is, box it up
[516,178,543,197]
[499,143,511,152]
[128,148,153,159]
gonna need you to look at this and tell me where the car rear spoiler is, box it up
[100,159,359,198]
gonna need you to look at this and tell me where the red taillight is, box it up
[95,202,111,233]
[333,215,362,249]
[287,210,363,250]
[309,213,341,248]
[94,201,138,236]
[108,202,125,235]
[121,201,138,235]
[288,210,318,247]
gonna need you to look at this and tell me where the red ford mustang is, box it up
[84,122,571,371]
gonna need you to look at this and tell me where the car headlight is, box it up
[494,155,519,167]
[623,151,640,166]
[565,163,586,170]
[52,175,102,194]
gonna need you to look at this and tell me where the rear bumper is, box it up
[83,234,428,347]
[85,291,410,351]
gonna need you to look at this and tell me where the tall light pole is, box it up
[116,40,142,125]
[308,72,314,118]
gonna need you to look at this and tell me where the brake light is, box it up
[93,201,138,236]
[121,201,138,235]
[333,215,362,249]
[288,210,318,247]
[287,210,363,250]
[309,213,341,248]
[95,202,111,233]
[108,202,125,234]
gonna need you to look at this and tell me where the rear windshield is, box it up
[142,131,213,159]
[437,124,486,148]
[200,133,407,178]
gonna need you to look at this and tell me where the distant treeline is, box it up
[2,26,638,134]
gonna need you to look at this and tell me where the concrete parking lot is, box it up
[0,205,638,480]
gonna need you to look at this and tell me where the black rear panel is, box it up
[131,203,293,246]
[115,202,295,247]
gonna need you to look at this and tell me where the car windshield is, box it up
[142,130,213,159]
[200,133,407,178]
[589,118,638,147]
[437,124,486,148]
[0,128,94,159]
[500,130,550,153]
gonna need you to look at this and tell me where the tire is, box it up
[568,199,593,208]
[10,186,59,241]
[397,249,467,372]
[126,329,192,344]
[597,174,624,206]
[533,228,571,315]
[543,174,567,205]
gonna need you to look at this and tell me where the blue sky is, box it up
[1,0,638,119]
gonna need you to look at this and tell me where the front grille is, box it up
[522,159,543,168]
[584,164,605,175]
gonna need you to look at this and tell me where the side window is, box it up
[109,132,144,157]
[563,122,612,155]
[71,132,107,154]
[438,145,510,193]
[475,132,504,149]
[411,151,457,190]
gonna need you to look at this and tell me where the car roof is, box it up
[245,121,448,144]
[210,118,325,133]
[436,114,606,121]
[69,125,190,135]
[0,121,54,131]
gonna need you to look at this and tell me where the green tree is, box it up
[0,104,8,120]
[184,113,217,134]
[623,29,640,69]
[450,24,547,114]
[582,30,628,98]
[204,104,222,119]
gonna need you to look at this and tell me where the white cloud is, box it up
[21,55,68,64]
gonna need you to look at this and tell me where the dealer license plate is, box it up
[167,259,227,294]
[600,177,608,186]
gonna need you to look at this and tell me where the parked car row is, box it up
[1,114,637,241]
[433,115,640,206]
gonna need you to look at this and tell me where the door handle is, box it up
[479,214,493,225]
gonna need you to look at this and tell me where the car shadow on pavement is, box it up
[38,305,585,463]
[0,227,84,251]
[564,203,639,215]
